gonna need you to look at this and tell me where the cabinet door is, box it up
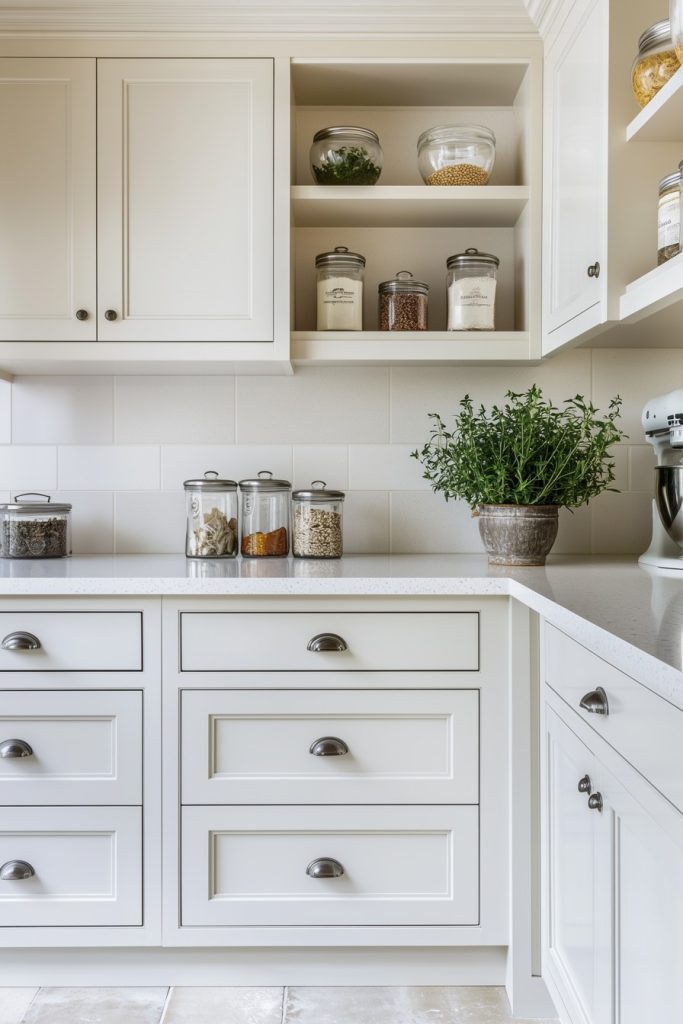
[97,59,273,342]
[0,59,96,340]
[542,0,608,350]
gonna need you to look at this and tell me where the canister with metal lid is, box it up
[292,481,345,559]
[658,170,681,265]
[0,493,72,558]
[378,271,429,331]
[631,20,680,108]
[183,471,238,558]
[446,248,500,331]
[310,126,383,185]
[315,246,366,331]
[239,471,291,557]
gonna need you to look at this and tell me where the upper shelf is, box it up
[626,67,683,142]
[291,331,533,365]
[620,251,683,323]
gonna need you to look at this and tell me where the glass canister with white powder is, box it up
[446,248,499,331]
[315,246,365,331]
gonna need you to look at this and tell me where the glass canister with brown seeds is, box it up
[378,271,429,331]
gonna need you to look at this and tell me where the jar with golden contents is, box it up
[672,0,683,62]
[632,20,681,108]
[239,471,290,558]
[417,124,495,186]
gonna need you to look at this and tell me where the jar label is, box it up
[448,276,497,330]
[316,277,363,330]
[658,193,680,250]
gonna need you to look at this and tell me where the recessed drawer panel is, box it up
[0,806,142,926]
[0,691,142,805]
[179,612,479,672]
[0,612,142,672]
[181,805,479,927]
[181,689,479,804]
[545,623,683,812]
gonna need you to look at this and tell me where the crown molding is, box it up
[523,0,572,40]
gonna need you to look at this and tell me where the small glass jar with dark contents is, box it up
[378,271,429,331]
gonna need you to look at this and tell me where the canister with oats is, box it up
[292,481,345,559]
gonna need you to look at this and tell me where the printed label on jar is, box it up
[448,277,497,330]
[658,193,680,250]
[316,277,363,331]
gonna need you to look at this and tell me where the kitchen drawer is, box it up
[0,690,142,805]
[0,806,141,926]
[545,624,683,812]
[0,612,142,672]
[181,689,479,804]
[179,611,479,672]
[181,805,478,927]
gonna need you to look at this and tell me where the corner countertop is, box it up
[0,553,681,707]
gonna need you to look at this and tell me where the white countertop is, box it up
[0,553,681,705]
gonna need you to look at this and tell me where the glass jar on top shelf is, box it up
[239,471,291,558]
[673,0,683,62]
[309,126,383,185]
[631,20,680,108]
[417,124,496,186]
[184,471,238,559]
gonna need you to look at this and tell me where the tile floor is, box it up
[0,986,559,1024]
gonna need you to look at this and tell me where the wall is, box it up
[0,347,669,555]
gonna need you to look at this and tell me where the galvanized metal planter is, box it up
[477,504,559,566]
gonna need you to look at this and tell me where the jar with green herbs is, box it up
[310,126,383,185]
[632,20,680,107]
[184,471,238,558]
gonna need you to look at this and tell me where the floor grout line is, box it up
[158,986,173,1024]
[280,985,288,1024]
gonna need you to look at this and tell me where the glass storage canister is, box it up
[315,246,365,331]
[0,493,71,558]
[292,481,345,559]
[239,471,291,557]
[672,0,683,62]
[632,20,681,108]
[184,471,238,558]
[658,170,681,264]
[310,126,383,185]
[447,248,500,331]
[417,124,496,186]
[378,271,428,331]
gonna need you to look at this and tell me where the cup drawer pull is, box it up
[1,631,41,652]
[0,739,33,759]
[579,686,609,716]
[307,633,348,653]
[309,736,349,757]
[306,857,345,879]
[0,860,35,881]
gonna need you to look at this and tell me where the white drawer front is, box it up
[545,624,683,813]
[181,805,479,927]
[0,691,142,805]
[180,612,479,672]
[0,806,142,926]
[181,689,479,804]
[0,612,142,672]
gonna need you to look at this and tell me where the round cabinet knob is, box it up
[306,857,345,879]
[104,309,118,321]
[587,262,601,278]
[579,686,609,716]
[75,309,89,321]
[577,774,592,794]
[588,792,603,812]
[309,736,349,757]
[0,860,35,881]
[0,739,33,759]
[307,633,348,653]
[0,631,41,652]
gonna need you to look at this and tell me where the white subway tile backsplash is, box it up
[611,445,629,492]
[343,491,390,553]
[115,376,235,444]
[555,505,592,555]
[12,376,113,444]
[390,492,481,554]
[349,445,428,491]
[161,446,293,490]
[592,349,683,440]
[115,491,185,553]
[629,445,656,492]
[293,446,348,490]
[591,490,652,554]
[52,491,114,553]
[0,381,11,444]
[58,446,160,491]
[0,446,57,492]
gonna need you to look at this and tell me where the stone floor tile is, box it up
[21,987,168,1024]
[161,987,284,1024]
[0,989,38,1024]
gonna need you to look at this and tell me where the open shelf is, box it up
[626,67,683,142]
[620,251,683,322]
[291,331,533,365]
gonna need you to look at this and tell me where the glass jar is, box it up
[632,20,680,108]
[417,124,496,186]
[658,170,681,264]
[378,271,429,331]
[0,493,71,558]
[292,481,345,559]
[315,246,365,331]
[309,126,383,185]
[673,0,683,62]
[239,471,291,557]
[447,248,500,331]
[184,471,238,558]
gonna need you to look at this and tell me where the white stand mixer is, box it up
[640,389,683,569]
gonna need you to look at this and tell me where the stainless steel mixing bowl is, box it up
[655,466,683,548]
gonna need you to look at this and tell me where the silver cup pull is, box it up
[0,860,35,880]
[306,857,344,879]
[579,686,609,716]
[588,792,603,812]
[307,633,348,653]
[309,736,349,757]
[578,774,592,794]
[0,739,33,759]
[1,632,41,651]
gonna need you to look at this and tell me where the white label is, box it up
[448,276,497,330]
[658,193,680,251]
[316,277,363,331]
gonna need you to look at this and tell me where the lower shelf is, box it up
[291,331,534,365]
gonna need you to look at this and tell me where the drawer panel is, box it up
[181,805,479,927]
[0,612,142,672]
[545,624,683,812]
[181,689,479,804]
[0,806,142,926]
[0,691,142,805]
[180,612,479,672]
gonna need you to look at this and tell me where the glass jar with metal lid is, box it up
[315,246,366,331]
[183,471,238,559]
[378,271,429,331]
[239,471,291,557]
[632,20,680,108]
[658,170,681,265]
[447,248,500,331]
[673,0,683,62]
[0,493,71,558]
[310,126,383,185]
[417,124,496,186]
[292,481,345,559]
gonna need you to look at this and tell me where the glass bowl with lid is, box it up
[417,124,496,186]
[310,126,383,185]
[0,493,72,558]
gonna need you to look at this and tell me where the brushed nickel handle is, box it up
[75,309,89,320]
[578,774,592,794]
[0,739,33,759]
[587,261,600,278]
[1,631,41,651]
[580,686,609,716]
[104,309,118,321]
[307,633,348,653]
[588,792,603,812]
[0,860,35,880]
[306,857,344,879]
[309,736,349,757]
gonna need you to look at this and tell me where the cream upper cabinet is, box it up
[97,59,274,342]
[0,59,96,341]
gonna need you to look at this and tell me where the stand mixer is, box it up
[640,389,683,568]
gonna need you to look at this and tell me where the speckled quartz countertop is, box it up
[0,553,681,706]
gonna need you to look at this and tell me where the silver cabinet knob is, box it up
[307,633,348,653]
[580,686,609,716]
[1,631,41,651]
[306,857,344,879]
[587,262,600,278]
[104,309,118,321]
[75,309,89,320]
[578,774,592,794]
[309,736,349,757]
[588,792,603,812]
[0,860,35,880]
[0,739,33,759]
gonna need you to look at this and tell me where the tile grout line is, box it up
[158,985,173,1024]
[280,985,288,1024]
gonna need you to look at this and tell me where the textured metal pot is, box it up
[477,504,559,566]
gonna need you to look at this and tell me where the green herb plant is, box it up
[412,385,626,510]
[313,146,381,185]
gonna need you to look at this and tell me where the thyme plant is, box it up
[412,386,626,510]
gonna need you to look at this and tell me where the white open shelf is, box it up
[620,251,683,323]
[626,67,683,142]
[291,331,533,365]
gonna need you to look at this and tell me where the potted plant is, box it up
[413,385,625,565]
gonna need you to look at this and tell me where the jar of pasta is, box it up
[632,21,680,108]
